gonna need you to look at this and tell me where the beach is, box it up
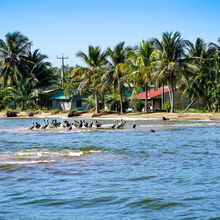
[0,111,220,121]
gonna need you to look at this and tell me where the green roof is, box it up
[49,90,76,100]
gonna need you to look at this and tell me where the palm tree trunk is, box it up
[170,73,174,113]
[70,96,74,110]
[21,102,25,111]
[95,90,99,113]
[144,83,148,112]
[119,89,123,114]
[162,85,164,110]
[183,99,194,113]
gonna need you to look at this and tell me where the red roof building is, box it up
[128,88,170,111]
[128,88,169,99]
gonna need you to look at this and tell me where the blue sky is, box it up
[0,0,220,67]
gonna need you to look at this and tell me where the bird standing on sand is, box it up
[41,119,49,130]
[111,121,116,129]
[88,122,93,128]
[29,122,35,130]
[35,122,41,129]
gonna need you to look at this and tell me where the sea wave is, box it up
[0,148,107,165]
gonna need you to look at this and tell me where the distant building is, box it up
[49,90,90,111]
[128,88,205,111]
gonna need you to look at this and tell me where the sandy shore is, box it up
[0,111,220,121]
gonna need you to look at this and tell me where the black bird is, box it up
[77,120,83,128]
[88,122,93,128]
[35,122,41,129]
[149,129,155,132]
[163,117,169,121]
[83,120,89,127]
[29,122,35,130]
[41,119,49,130]
[95,120,102,128]
[133,122,136,129]
[111,121,117,129]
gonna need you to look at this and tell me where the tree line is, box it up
[0,31,219,112]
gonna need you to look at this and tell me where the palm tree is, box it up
[107,42,130,114]
[7,77,37,110]
[22,49,57,89]
[153,32,188,112]
[185,38,217,111]
[127,40,155,112]
[0,32,32,87]
[72,46,108,113]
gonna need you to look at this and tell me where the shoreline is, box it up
[0,111,220,121]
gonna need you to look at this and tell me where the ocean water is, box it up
[0,118,220,220]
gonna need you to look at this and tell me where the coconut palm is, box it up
[127,40,155,111]
[106,42,130,113]
[71,46,108,113]
[0,32,32,87]
[185,38,217,111]
[7,77,37,110]
[22,49,57,89]
[153,32,189,112]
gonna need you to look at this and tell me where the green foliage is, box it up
[133,99,144,112]
[83,95,95,109]
[50,109,61,114]
[0,31,220,113]
[0,89,12,109]
[105,93,120,111]
[64,81,79,99]
[208,84,220,110]
[163,101,171,112]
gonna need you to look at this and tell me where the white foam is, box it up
[68,152,83,157]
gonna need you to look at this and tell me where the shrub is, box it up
[163,101,171,112]
[133,99,144,112]
[50,109,60,115]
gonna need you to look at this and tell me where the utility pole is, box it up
[57,54,68,87]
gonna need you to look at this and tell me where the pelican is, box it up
[111,121,117,129]
[88,122,93,128]
[41,119,49,130]
[35,122,41,129]
[29,122,35,130]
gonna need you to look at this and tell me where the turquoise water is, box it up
[0,118,220,219]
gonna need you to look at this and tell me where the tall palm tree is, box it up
[22,49,57,89]
[72,46,108,113]
[153,32,188,112]
[107,42,129,114]
[0,32,32,87]
[128,40,154,112]
[185,38,217,111]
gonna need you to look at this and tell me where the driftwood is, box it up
[6,111,17,117]
[92,113,102,118]
[28,112,34,117]
[68,110,81,117]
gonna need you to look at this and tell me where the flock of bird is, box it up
[28,119,131,130]
[28,117,170,131]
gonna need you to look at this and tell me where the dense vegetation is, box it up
[0,31,219,113]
